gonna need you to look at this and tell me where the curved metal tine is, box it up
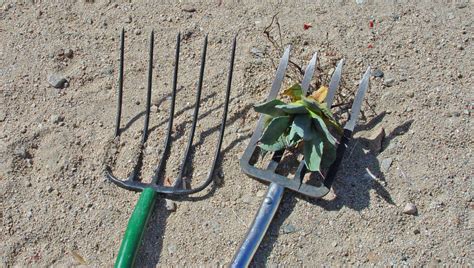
[153,35,237,195]
[150,32,181,186]
[115,28,125,137]
[326,59,344,108]
[300,52,318,96]
[128,31,154,182]
[174,34,208,189]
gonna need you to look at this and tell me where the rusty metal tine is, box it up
[175,34,208,189]
[114,28,125,137]
[151,32,180,185]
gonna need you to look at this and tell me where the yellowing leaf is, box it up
[71,251,87,265]
[282,84,303,101]
[309,86,328,103]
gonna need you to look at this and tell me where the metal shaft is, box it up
[230,183,285,267]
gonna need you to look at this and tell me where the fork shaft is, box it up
[231,183,284,268]
[115,188,157,268]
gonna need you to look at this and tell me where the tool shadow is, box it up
[132,100,254,266]
[251,114,413,266]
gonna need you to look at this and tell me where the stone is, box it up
[281,224,297,234]
[14,146,29,159]
[380,158,393,173]
[383,77,395,87]
[250,47,263,58]
[134,29,141,35]
[64,48,73,58]
[0,110,6,122]
[50,114,64,124]
[165,199,176,212]
[372,68,384,78]
[403,203,417,215]
[181,5,196,12]
[353,125,385,153]
[47,74,68,89]
[150,105,158,113]
[256,190,266,198]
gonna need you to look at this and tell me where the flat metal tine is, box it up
[142,30,154,144]
[273,53,317,178]
[175,34,208,188]
[301,52,318,96]
[266,46,291,101]
[345,66,371,132]
[326,59,344,108]
[241,46,291,168]
[151,32,180,185]
[294,59,344,184]
[114,28,125,137]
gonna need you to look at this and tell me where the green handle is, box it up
[115,188,157,268]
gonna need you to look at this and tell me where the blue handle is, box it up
[231,183,285,267]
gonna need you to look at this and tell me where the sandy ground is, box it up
[1,0,473,266]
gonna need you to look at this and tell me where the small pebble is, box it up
[403,202,417,215]
[181,5,196,12]
[281,224,297,234]
[14,146,29,159]
[380,158,393,173]
[256,190,266,198]
[47,186,54,193]
[134,29,141,35]
[383,77,395,87]
[372,68,384,78]
[64,48,73,58]
[151,105,158,113]
[47,74,68,89]
[165,199,176,212]
[250,47,263,58]
[49,114,64,124]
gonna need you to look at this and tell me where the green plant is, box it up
[254,84,342,172]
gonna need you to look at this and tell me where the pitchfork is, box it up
[105,29,236,267]
[231,46,370,266]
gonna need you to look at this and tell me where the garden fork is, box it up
[231,46,370,266]
[105,29,236,267]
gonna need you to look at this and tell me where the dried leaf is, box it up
[309,86,328,103]
[71,251,87,265]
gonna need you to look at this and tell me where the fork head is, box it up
[240,46,359,198]
[104,29,237,197]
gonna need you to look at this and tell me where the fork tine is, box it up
[175,34,208,188]
[301,52,318,95]
[183,34,238,194]
[142,30,154,144]
[151,32,180,185]
[266,46,291,101]
[151,35,235,195]
[326,59,344,108]
[114,28,125,137]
